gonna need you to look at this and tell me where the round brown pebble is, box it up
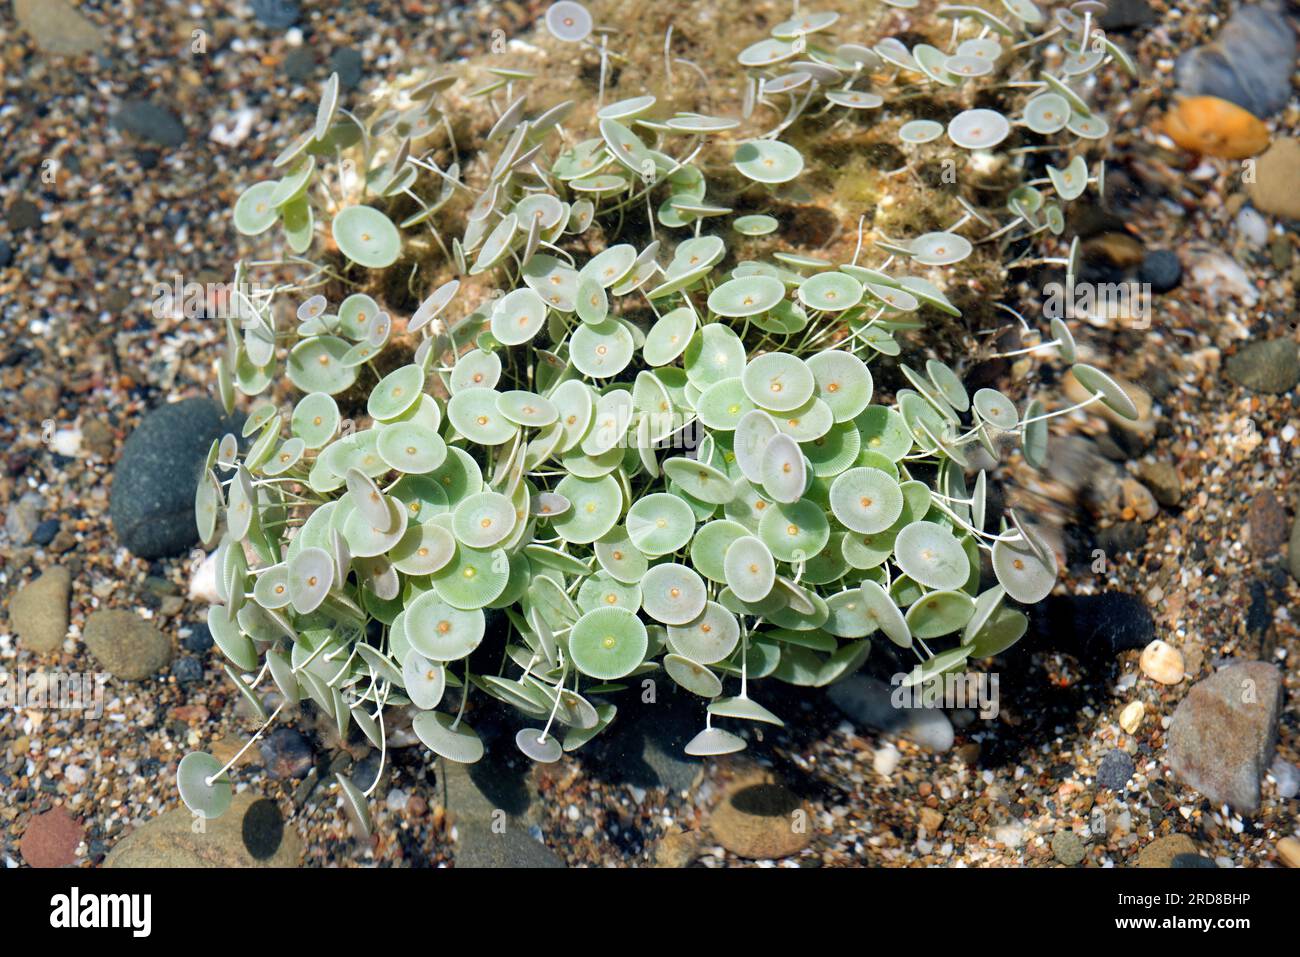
[20,806,83,868]
[709,781,811,860]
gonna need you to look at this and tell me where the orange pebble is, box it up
[1162,95,1270,160]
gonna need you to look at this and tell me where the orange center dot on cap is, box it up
[437,621,450,633]
[787,524,799,535]
[755,500,767,510]
[418,547,429,557]
[782,463,791,473]
[669,587,680,598]
[463,567,476,578]
[318,355,330,365]
[605,594,617,604]
[406,446,417,455]
[700,623,712,633]
[280,453,290,462]
[1013,559,1024,570]
[426,669,438,681]
[748,563,758,573]
[313,416,323,425]
[275,584,285,594]
[477,415,489,425]
[481,517,492,528]
[473,373,484,383]
[596,345,607,355]
[827,382,840,393]
[307,576,318,587]
[860,496,873,508]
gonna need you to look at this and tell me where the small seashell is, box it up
[1119,700,1145,734]
[1140,639,1185,685]
[1162,95,1270,160]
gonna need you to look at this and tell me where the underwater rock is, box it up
[107,793,302,867]
[14,0,102,56]
[1051,830,1086,866]
[1247,487,1289,557]
[1136,834,1198,867]
[9,566,70,655]
[20,806,83,868]
[1167,661,1282,815]
[709,779,811,860]
[1225,339,1300,395]
[1138,249,1182,293]
[1097,749,1136,791]
[82,610,173,680]
[110,398,243,558]
[111,100,187,148]
[1247,138,1300,220]
[1175,5,1296,119]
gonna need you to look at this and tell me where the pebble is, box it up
[1171,852,1218,868]
[1247,487,1289,557]
[652,828,703,868]
[1174,5,1296,119]
[82,609,174,680]
[1271,757,1300,799]
[252,0,301,29]
[1235,205,1270,246]
[1164,95,1270,160]
[1278,837,1300,868]
[1140,639,1185,685]
[1097,749,1136,791]
[709,779,811,860]
[19,806,83,868]
[1119,700,1145,734]
[1225,339,1300,395]
[904,709,955,753]
[259,728,315,780]
[1137,834,1199,868]
[873,743,900,776]
[1121,478,1159,522]
[1136,461,1181,507]
[173,657,204,683]
[182,621,214,653]
[107,793,300,867]
[1138,249,1182,293]
[31,519,60,546]
[330,48,365,90]
[13,0,102,55]
[9,566,71,654]
[5,492,43,544]
[1248,139,1300,220]
[109,399,243,559]
[1167,661,1283,814]
[1052,830,1086,866]
[111,100,187,148]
